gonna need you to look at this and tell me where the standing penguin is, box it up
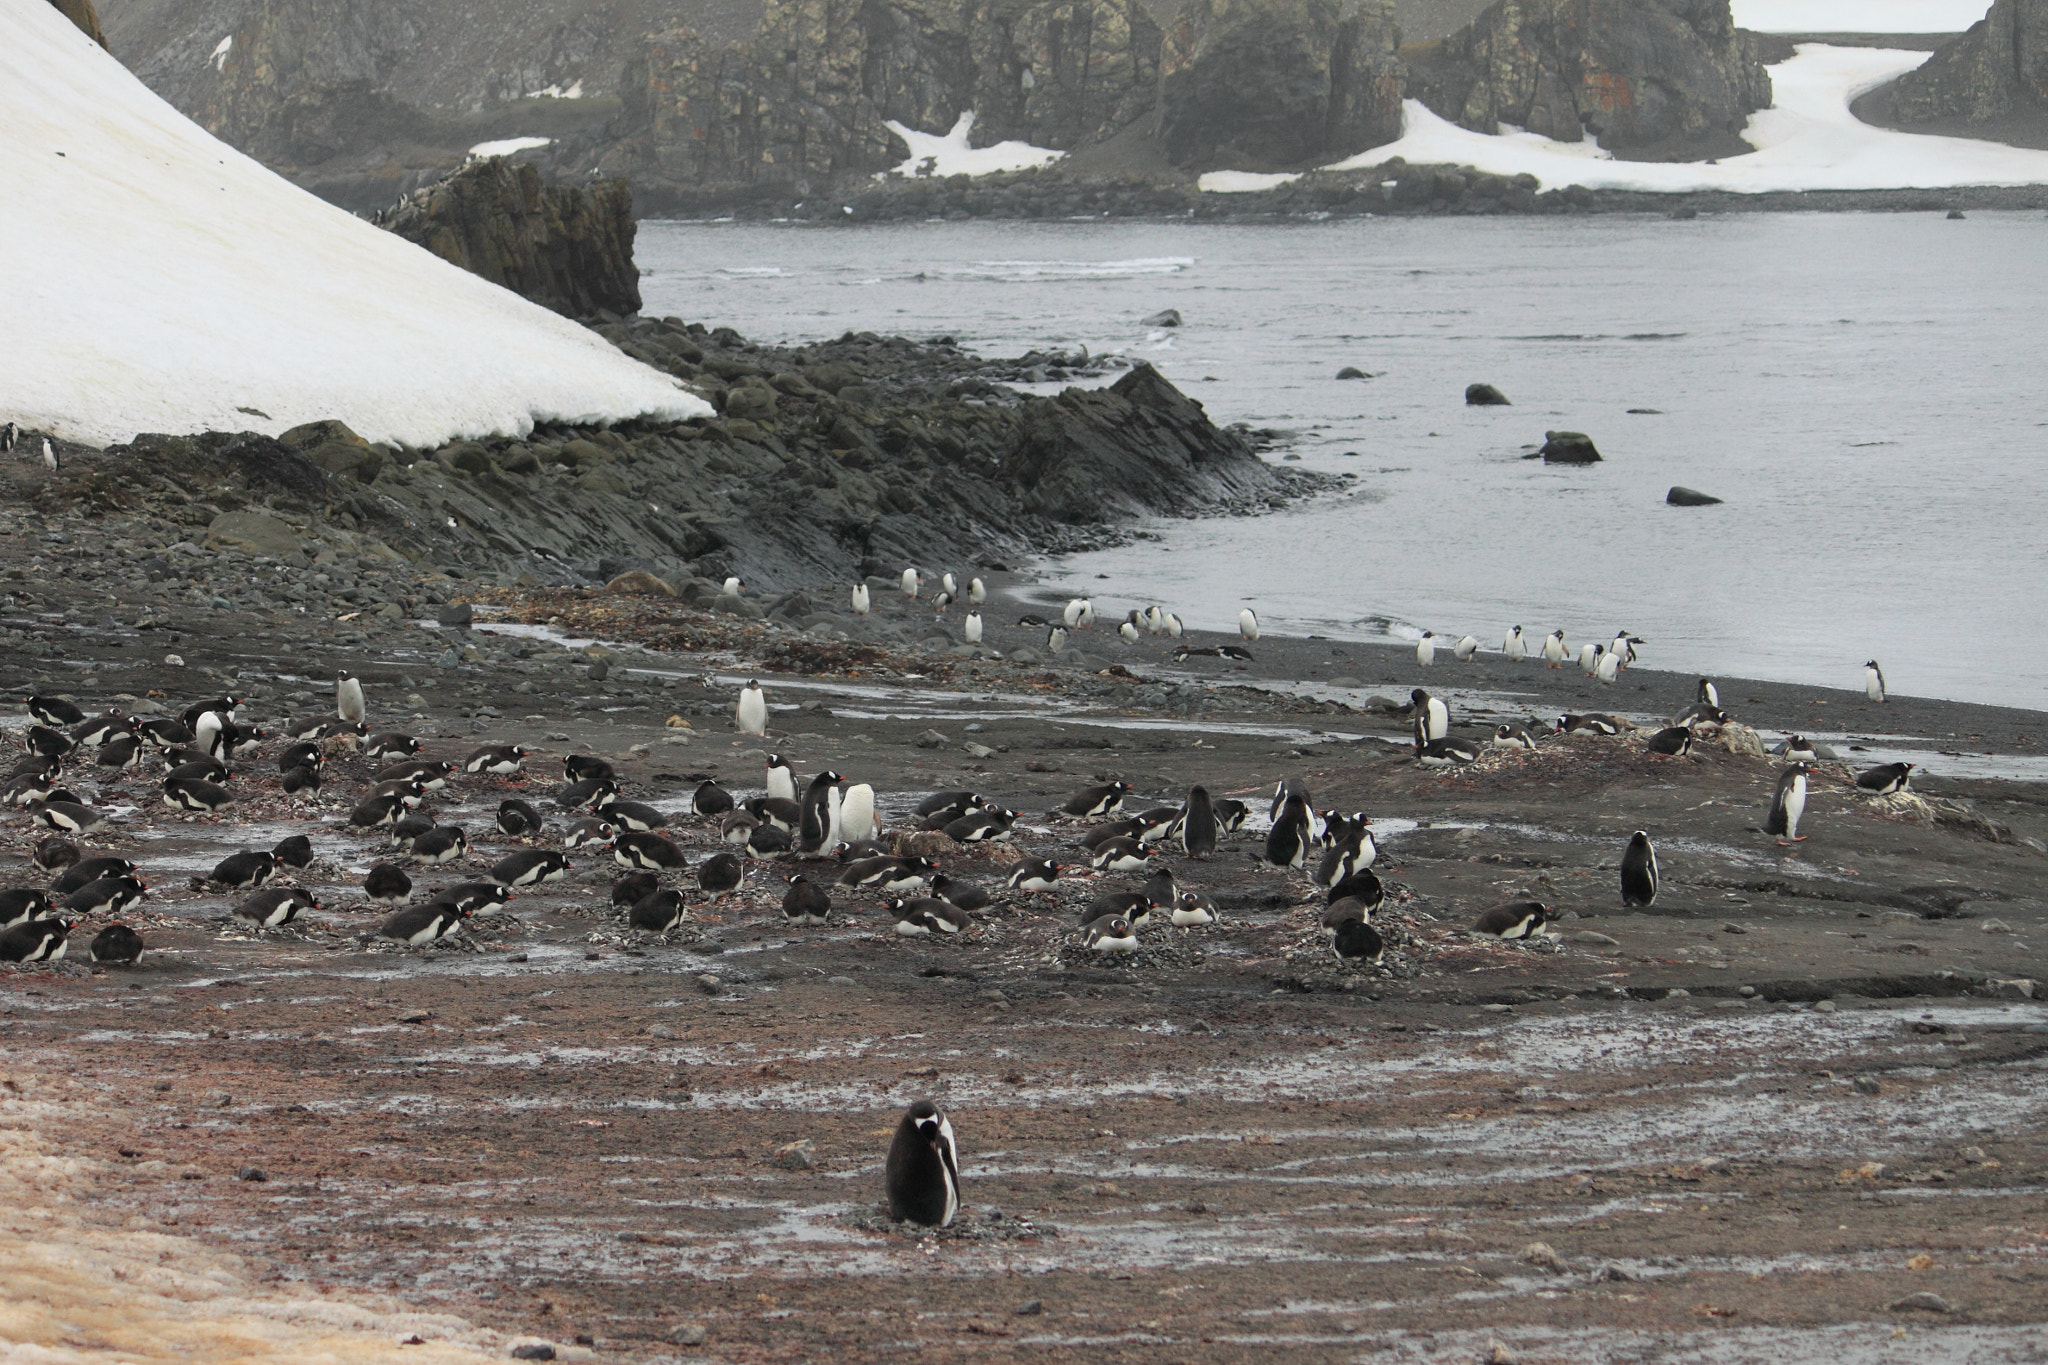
[1239,608,1259,642]
[901,568,922,599]
[1620,831,1658,906]
[335,670,365,724]
[885,1099,961,1227]
[1503,625,1527,661]
[1766,763,1813,844]
[1045,624,1067,655]
[1415,632,1436,667]
[1864,661,1886,703]
[1265,793,1313,868]
[1180,785,1217,857]
[764,754,797,804]
[1579,643,1602,675]
[968,577,986,604]
[736,680,768,737]
[1541,630,1568,667]
[1452,634,1480,662]
[1595,648,1621,684]
[963,611,983,645]
[851,583,871,615]
[796,770,845,853]
[839,783,878,844]
[1698,678,1721,709]
[1411,688,1449,745]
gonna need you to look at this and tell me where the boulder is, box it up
[436,602,475,626]
[1143,309,1184,327]
[1336,366,1368,379]
[373,159,640,318]
[1666,485,1723,506]
[1159,0,1405,169]
[1409,0,1771,157]
[1465,382,1511,405]
[1539,431,1602,464]
[722,384,779,422]
[437,442,493,475]
[206,510,304,557]
[1880,0,2048,124]
[606,570,676,596]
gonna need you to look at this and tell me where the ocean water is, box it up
[637,215,2048,710]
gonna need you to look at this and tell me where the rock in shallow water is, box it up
[1465,382,1511,405]
[1666,485,1724,506]
[1539,430,1602,464]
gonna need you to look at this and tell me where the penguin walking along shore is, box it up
[1766,763,1813,844]
[1503,625,1527,661]
[1415,631,1436,666]
[1239,608,1259,642]
[1865,661,1887,703]
[1541,630,1567,666]
[885,1100,962,1227]
[1620,831,1658,907]
[735,680,767,737]
[335,670,365,723]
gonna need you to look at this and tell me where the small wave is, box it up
[718,266,787,276]
[1624,332,1688,340]
[1510,333,1608,341]
[931,257,1196,282]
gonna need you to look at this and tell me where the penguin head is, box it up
[906,1098,946,1140]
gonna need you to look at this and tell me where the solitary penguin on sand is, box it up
[41,439,57,471]
[1474,901,1554,939]
[964,610,983,644]
[968,577,986,604]
[736,680,768,737]
[1865,661,1887,703]
[1856,761,1914,794]
[335,670,365,724]
[885,1100,961,1227]
[901,568,922,599]
[1415,632,1436,666]
[1045,624,1067,655]
[1503,625,1527,661]
[1766,763,1813,844]
[851,583,870,615]
[1621,831,1658,906]
[1239,608,1259,642]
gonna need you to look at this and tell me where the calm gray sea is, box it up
[638,215,2048,709]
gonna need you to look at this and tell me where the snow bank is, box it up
[1199,45,2048,194]
[1730,0,1986,31]
[883,112,1064,179]
[468,136,553,159]
[0,2,708,449]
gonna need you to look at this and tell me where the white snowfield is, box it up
[883,111,1065,179]
[0,2,708,450]
[1731,0,1986,31]
[1201,45,2048,194]
[468,136,553,159]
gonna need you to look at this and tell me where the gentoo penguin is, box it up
[1326,867,1386,914]
[72,712,131,750]
[1766,763,1813,844]
[564,754,617,783]
[1181,785,1218,857]
[1415,631,1437,666]
[1412,688,1449,744]
[93,735,143,771]
[1611,632,1641,669]
[210,850,276,890]
[1556,713,1621,736]
[933,590,956,614]
[279,760,323,795]
[492,848,572,886]
[1503,625,1527,661]
[32,837,80,872]
[1091,838,1152,872]
[390,811,435,853]
[1130,806,1183,844]
[1492,723,1538,751]
[1541,630,1568,667]
[1267,778,1309,822]
[969,577,986,604]
[89,923,143,965]
[615,832,687,871]
[964,611,984,645]
[0,918,68,963]
[316,719,364,748]
[0,422,15,452]
[272,834,315,869]
[364,862,412,905]
[1063,598,1087,629]
[1239,608,1259,642]
[1418,737,1480,767]
[1621,831,1659,907]
[1864,661,1887,703]
[1779,734,1819,764]
[465,744,528,776]
[25,695,86,727]
[1453,634,1480,662]
[693,781,735,818]
[1119,614,1141,645]
[945,809,1014,844]
[1856,761,1914,794]
[746,822,791,858]
[612,871,659,907]
[1315,819,1377,887]
[1004,858,1059,893]
[938,572,958,598]
[372,776,431,808]
[796,770,845,853]
[1171,891,1220,927]
[748,796,803,831]
[440,882,514,916]
[41,438,56,471]
[930,874,991,914]
[890,896,970,935]
[379,902,468,946]
[1061,781,1132,819]
[721,811,759,845]
[335,670,365,723]
[164,775,232,813]
[1080,818,1143,850]
[498,798,544,836]
[1164,611,1185,637]
[1332,918,1385,965]
[1698,678,1722,709]
[839,783,878,844]
[839,855,936,892]
[1672,703,1730,731]
[851,582,871,615]
[1138,865,1178,910]
[764,754,797,804]
[1644,726,1694,757]
[3,769,61,808]
[22,726,73,760]
[901,568,922,598]
[723,576,747,598]
[1266,794,1313,868]
[885,1100,961,1227]
[0,889,54,927]
[735,680,768,737]
[1579,643,1602,675]
[411,825,469,864]
[236,886,317,929]
[696,852,744,903]
[1080,913,1140,953]
[1474,901,1554,939]
[630,888,689,934]
[56,857,137,894]
[594,792,666,833]
[364,733,422,762]
[1595,648,1621,684]
[1045,624,1067,655]
[781,874,833,924]
[1077,598,1096,628]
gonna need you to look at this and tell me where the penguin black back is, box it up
[1264,794,1312,868]
[884,1099,961,1227]
[1180,785,1217,857]
[1620,831,1658,907]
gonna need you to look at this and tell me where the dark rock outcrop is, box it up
[1409,0,1771,158]
[1666,485,1722,505]
[1465,382,1510,404]
[1539,430,1601,463]
[1881,0,2048,124]
[49,0,107,48]
[372,159,640,319]
[1157,0,1405,169]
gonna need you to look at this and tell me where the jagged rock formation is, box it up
[1157,0,1404,169]
[49,0,108,47]
[1881,0,2048,124]
[1408,0,1771,158]
[372,159,641,319]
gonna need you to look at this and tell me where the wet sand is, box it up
[5,536,2047,1363]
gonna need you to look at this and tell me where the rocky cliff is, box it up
[1877,0,2048,124]
[1408,0,1770,159]
[49,0,109,47]
[372,158,641,319]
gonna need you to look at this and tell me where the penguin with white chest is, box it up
[1411,688,1449,747]
[1239,608,1259,642]
[735,680,768,737]
[1864,661,1886,703]
[764,754,797,804]
[1415,632,1436,666]
[1766,763,1813,844]
[885,1100,962,1227]
[851,583,871,615]
[1541,630,1567,667]
[335,670,365,724]
[1503,625,1527,661]
[1620,831,1658,906]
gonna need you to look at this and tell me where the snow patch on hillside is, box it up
[1200,45,2048,194]
[883,112,1064,180]
[0,2,707,449]
[1730,0,1985,32]
[468,136,553,159]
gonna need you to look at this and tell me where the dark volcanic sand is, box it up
[5,515,2048,1364]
